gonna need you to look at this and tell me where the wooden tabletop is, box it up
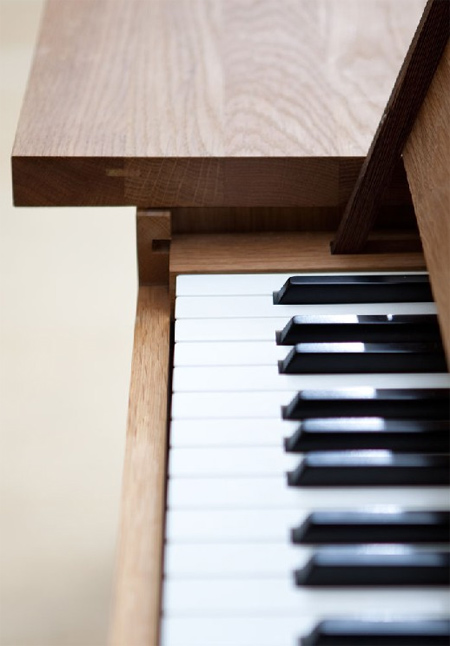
[12,0,426,207]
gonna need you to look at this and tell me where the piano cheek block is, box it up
[300,619,450,645]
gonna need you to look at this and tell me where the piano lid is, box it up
[11,0,426,208]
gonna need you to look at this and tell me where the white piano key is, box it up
[171,382,449,419]
[167,477,450,510]
[176,272,429,297]
[175,296,437,320]
[175,317,287,342]
[169,419,295,448]
[163,578,450,616]
[165,543,449,579]
[164,543,309,577]
[171,391,295,419]
[161,614,450,646]
[168,446,298,477]
[165,508,302,542]
[173,341,285,366]
[176,273,295,296]
[172,366,450,393]
[161,615,315,646]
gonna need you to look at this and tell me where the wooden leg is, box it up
[109,286,170,646]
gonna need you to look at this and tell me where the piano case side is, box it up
[403,40,450,361]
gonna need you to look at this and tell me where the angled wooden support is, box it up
[331,0,449,254]
[137,210,172,285]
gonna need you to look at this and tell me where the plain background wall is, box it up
[1,1,137,643]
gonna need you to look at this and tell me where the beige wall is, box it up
[0,2,136,644]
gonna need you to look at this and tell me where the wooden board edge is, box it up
[109,286,170,646]
[170,231,426,276]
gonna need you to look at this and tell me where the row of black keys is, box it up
[274,276,449,643]
[274,276,447,373]
[281,389,450,486]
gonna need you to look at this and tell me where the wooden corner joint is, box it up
[137,209,172,286]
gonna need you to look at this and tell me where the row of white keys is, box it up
[163,273,448,645]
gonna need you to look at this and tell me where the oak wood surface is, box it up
[170,231,426,275]
[403,40,450,363]
[332,0,450,254]
[12,0,425,207]
[109,286,170,646]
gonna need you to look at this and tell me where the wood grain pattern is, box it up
[332,0,449,253]
[403,40,450,363]
[12,0,425,207]
[109,286,170,646]
[170,231,426,275]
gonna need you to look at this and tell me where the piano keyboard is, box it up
[161,272,450,646]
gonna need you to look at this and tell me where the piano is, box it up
[11,0,450,644]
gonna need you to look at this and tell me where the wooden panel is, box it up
[170,231,426,275]
[12,0,425,206]
[109,286,170,646]
[403,40,450,363]
[332,0,449,254]
[171,206,416,235]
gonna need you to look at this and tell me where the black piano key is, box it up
[292,510,450,544]
[282,388,450,420]
[277,314,441,345]
[273,274,432,305]
[300,619,450,645]
[294,548,450,586]
[284,418,450,453]
[278,342,446,374]
[287,452,450,487]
